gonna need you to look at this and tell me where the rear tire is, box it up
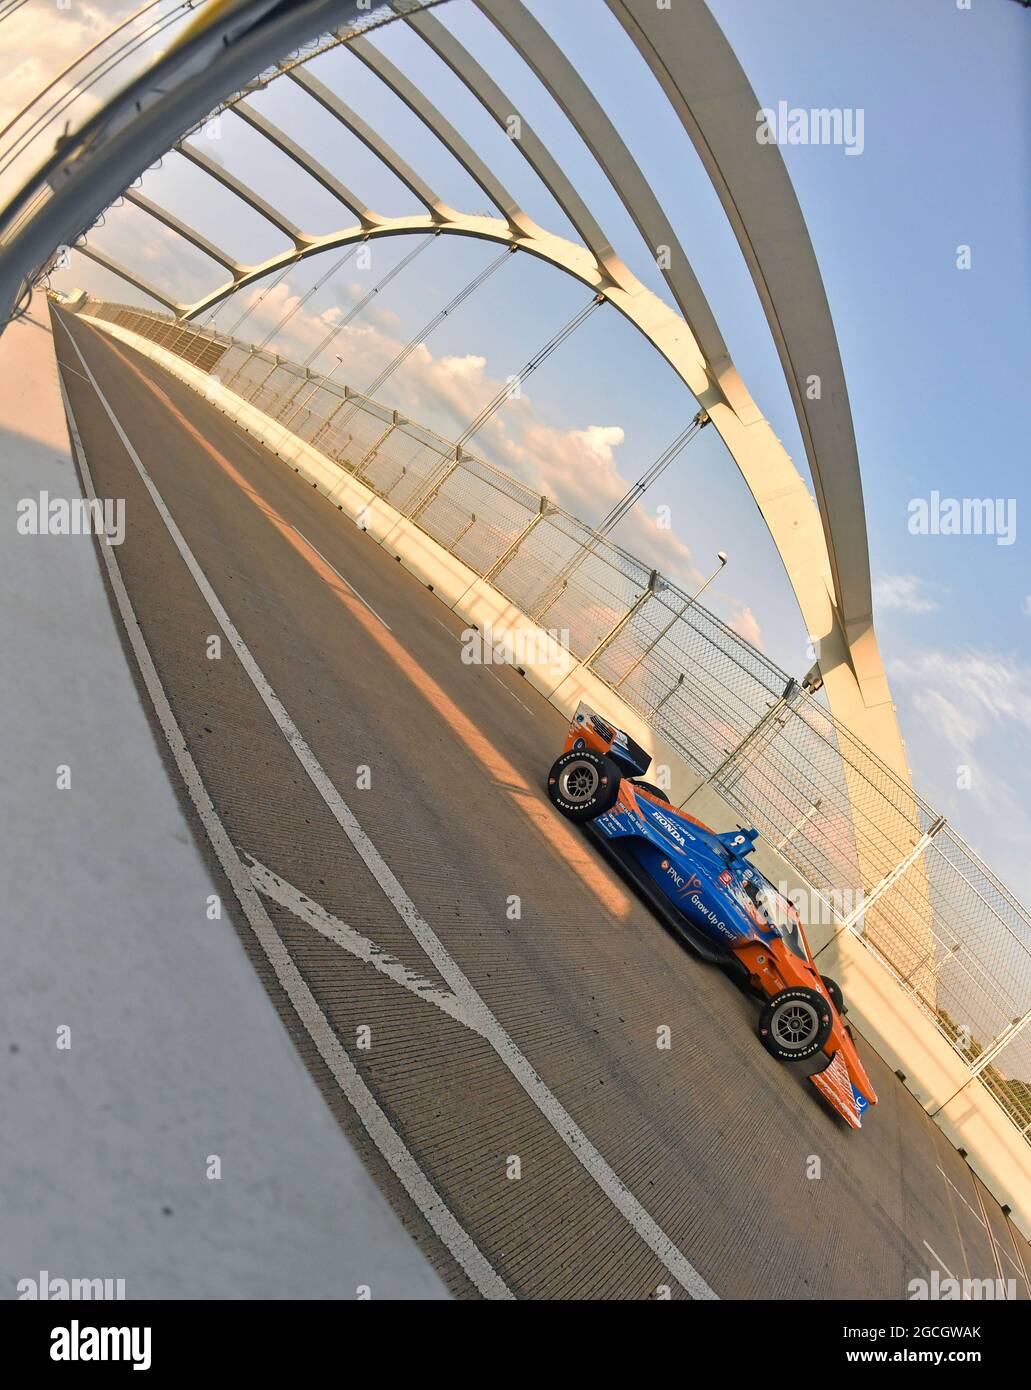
[546,749,620,823]
[820,975,845,1015]
[630,779,669,803]
[758,987,833,1062]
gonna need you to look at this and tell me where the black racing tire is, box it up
[630,779,669,803]
[820,975,845,1015]
[758,987,833,1062]
[546,749,621,823]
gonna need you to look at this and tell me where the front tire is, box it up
[758,987,833,1062]
[546,749,620,823]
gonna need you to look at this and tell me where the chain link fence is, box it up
[85,301,1031,1140]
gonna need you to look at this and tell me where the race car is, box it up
[546,702,878,1127]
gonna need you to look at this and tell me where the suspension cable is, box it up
[530,409,709,618]
[255,246,360,352]
[359,243,515,401]
[214,263,293,336]
[596,410,710,537]
[0,1,187,178]
[0,0,32,27]
[456,293,604,449]
[299,232,436,367]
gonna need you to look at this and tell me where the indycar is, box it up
[546,703,877,1127]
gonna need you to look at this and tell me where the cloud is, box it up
[888,646,1031,894]
[730,606,762,647]
[892,649,1031,742]
[874,573,942,614]
[0,4,158,206]
[65,244,764,641]
[229,289,706,585]
[211,284,778,638]
[1023,595,1031,619]
[910,688,979,752]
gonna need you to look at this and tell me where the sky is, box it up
[6,0,1028,893]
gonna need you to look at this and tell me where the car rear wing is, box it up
[569,701,651,778]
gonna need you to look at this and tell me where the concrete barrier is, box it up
[81,314,1031,1237]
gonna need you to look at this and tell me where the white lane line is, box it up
[970,1168,1010,1295]
[247,855,471,1029]
[922,1241,970,1297]
[292,525,392,631]
[55,356,91,384]
[935,1165,1021,1276]
[55,329,511,1302]
[488,667,533,715]
[59,318,718,1301]
[430,615,535,713]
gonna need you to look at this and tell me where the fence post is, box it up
[836,815,947,933]
[235,353,277,400]
[310,387,352,452]
[354,412,402,482]
[582,571,658,671]
[170,318,192,358]
[446,511,476,555]
[270,366,308,418]
[408,444,463,523]
[775,798,823,852]
[704,678,800,790]
[966,1011,1031,1079]
[651,672,684,717]
[930,1007,1031,1119]
[483,496,549,584]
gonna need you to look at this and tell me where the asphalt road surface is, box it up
[51,307,1031,1301]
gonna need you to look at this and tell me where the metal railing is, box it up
[85,301,1031,1141]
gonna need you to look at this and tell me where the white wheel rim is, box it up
[772,999,820,1049]
[559,759,600,804]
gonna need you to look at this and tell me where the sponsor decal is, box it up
[809,1052,860,1128]
[659,859,701,895]
[650,809,687,847]
[689,893,736,939]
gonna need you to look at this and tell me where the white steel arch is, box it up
[75,0,907,785]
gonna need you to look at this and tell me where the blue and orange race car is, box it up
[546,702,878,1128]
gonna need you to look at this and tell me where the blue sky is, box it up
[31,0,1030,889]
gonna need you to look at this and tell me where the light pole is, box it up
[613,551,728,691]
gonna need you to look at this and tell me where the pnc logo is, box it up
[660,859,701,894]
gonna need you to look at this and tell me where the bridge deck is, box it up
[47,306,1031,1300]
